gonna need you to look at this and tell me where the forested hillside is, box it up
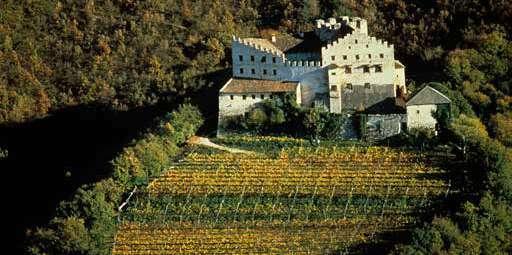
[1,0,511,254]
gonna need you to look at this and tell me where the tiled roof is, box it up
[243,38,283,54]
[406,86,451,106]
[220,78,299,94]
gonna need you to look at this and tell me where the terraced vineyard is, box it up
[113,136,452,254]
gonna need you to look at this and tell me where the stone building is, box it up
[218,16,447,139]
[406,86,451,130]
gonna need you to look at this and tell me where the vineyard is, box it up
[113,136,452,254]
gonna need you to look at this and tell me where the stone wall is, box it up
[364,114,407,141]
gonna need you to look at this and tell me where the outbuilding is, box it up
[406,86,451,130]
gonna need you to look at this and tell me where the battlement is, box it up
[232,36,285,58]
[315,16,367,34]
[284,60,322,67]
[322,33,393,51]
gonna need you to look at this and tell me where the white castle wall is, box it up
[322,32,398,86]
[407,104,438,130]
[231,37,286,81]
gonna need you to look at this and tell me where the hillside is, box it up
[113,136,453,254]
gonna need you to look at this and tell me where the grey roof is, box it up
[406,86,451,106]
[341,84,404,113]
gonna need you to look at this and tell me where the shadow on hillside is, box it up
[0,104,169,253]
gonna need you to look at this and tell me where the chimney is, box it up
[271,34,276,43]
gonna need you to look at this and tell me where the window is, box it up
[363,66,370,73]
[243,95,247,100]
[345,66,352,74]
[252,95,256,99]
[356,20,361,28]
[331,72,336,76]
[375,65,382,72]
[416,110,420,114]
[331,55,336,61]
[251,69,255,74]
[261,56,266,63]
[330,85,337,91]
[239,55,243,61]
[348,46,351,49]
[263,69,267,75]
[356,55,360,60]
[343,55,347,60]
[273,69,277,75]
[355,39,358,44]
[272,57,276,63]
[250,55,255,62]
[269,94,274,99]
[260,94,265,99]
[366,44,369,48]
[240,68,244,74]
[380,53,384,58]
[346,83,353,90]
[364,83,371,89]
[368,54,371,59]
[230,95,234,100]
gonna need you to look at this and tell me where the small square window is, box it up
[260,94,265,99]
[243,95,247,100]
[363,66,370,73]
[240,68,244,74]
[366,44,369,48]
[252,95,256,99]
[273,69,277,75]
[272,57,276,63]
[269,94,274,99]
[346,83,353,90]
[364,83,371,89]
[250,55,255,62]
[230,95,234,100]
[263,69,267,75]
[375,65,382,72]
[416,110,420,114]
[380,53,384,58]
[330,85,337,91]
[261,56,266,63]
[348,46,351,49]
[239,55,243,61]
[343,55,347,60]
[368,54,371,59]
[251,69,255,74]
[331,55,335,61]
[331,72,336,76]
[345,66,351,74]
[356,55,360,60]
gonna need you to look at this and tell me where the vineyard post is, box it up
[215,189,227,225]
[235,185,246,222]
[288,185,299,224]
[324,185,336,221]
[381,185,391,219]
[343,187,354,220]
[179,186,193,223]
[306,185,318,222]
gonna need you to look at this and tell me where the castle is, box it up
[218,17,450,139]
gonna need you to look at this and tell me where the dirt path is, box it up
[187,136,253,154]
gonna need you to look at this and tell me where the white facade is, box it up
[406,104,439,130]
[220,16,412,135]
